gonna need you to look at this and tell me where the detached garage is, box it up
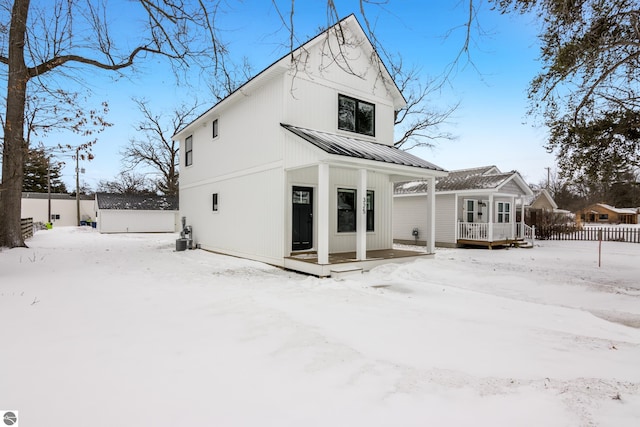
[95,193,179,233]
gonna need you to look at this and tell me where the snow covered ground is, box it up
[1,227,639,426]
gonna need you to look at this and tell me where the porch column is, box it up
[356,168,367,261]
[426,177,436,253]
[519,196,525,238]
[317,163,329,265]
[488,194,494,241]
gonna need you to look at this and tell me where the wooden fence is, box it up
[537,225,640,243]
[21,217,34,240]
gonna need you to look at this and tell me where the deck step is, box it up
[330,266,364,279]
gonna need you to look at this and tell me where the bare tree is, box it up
[96,172,155,195]
[121,98,200,196]
[0,0,229,247]
[272,1,458,151]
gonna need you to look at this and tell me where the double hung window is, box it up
[185,135,193,166]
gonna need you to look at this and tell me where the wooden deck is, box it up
[284,248,434,277]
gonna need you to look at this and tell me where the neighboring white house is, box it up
[173,15,447,277]
[21,192,94,226]
[394,166,534,248]
[95,193,179,233]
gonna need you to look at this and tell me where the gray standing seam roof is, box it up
[394,166,520,195]
[96,193,178,210]
[281,124,445,172]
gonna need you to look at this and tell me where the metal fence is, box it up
[537,225,640,243]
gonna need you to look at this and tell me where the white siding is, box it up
[393,195,427,242]
[328,168,392,253]
[21,197,94,226]
[435,194,456,245]
[181,166,285,266]
[97,210,178,233]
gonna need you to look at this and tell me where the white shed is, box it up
[95,193,179,233]
[21,192,95,226]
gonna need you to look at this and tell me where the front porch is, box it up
[457,222,535,248]
[284,247,434,277]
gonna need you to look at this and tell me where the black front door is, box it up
[292,186,313,251]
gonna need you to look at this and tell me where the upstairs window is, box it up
[212,193,218,211]
[212,119,219,138]
[338,94,375,136]
[185,135,193,166]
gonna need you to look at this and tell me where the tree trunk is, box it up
[0,0,30,248]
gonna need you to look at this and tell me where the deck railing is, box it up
[458,221,533,242]
[458,222,488,240]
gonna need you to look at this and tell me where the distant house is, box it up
[173,15,447,277]
[394,166,534,248]
[95,193,179,233]
[576,203,639,225]
[21,192,94,226]
[520,188,573,227]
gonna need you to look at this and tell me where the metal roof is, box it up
[281,124,446,172]
[96,193,178,211]
[394,166,530,194]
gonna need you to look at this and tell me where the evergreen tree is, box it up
[23,148,67,193]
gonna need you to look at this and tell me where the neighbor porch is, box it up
[457,222,535,248]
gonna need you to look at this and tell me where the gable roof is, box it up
[96,193,178,211]
[174,14,404,140]
[527,188,558,209]
[394,166,533,196]
[281,124,445,172]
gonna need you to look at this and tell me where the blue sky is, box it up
[50,0,555,190]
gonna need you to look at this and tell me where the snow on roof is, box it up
[22,192,94,201]
[96,193,178,211]
[394,166,529,195]
[596,203,639,215]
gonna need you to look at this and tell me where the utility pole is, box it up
[545,167,551,189]
[47,156,51,225]
[75,146,80,226]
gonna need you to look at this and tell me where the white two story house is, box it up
[173,15,447,276]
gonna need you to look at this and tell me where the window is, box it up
[496,202,511,223]
[337,188,374,233]
[212,193,218,211]
[464,199,477,222]
[185,135,193,166]
[212,119,219,138]
[338,94,375,136]
[598,213,608,221]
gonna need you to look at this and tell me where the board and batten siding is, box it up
[181,165,286,266]
[393,195,427,243]
[392,193,456,247]
[435,194,456,245]
[179,74,285,186]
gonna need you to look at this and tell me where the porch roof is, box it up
[394,165,533,196]
[281,123,446,173]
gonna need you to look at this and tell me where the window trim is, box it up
[212,193,219,212]
[496,201,511,223]
[337,94,375,137]
[212,119,219,139]
[337,188,374,233]
[185,135,193,167]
